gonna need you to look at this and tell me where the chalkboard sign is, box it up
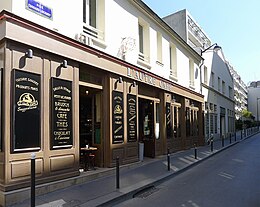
[51,78,73,148]
[166,102,172,138]
[12,70,41,151]
[127,94,137,142]
[112,91,124,144]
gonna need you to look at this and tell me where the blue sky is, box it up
[142,0,260,85]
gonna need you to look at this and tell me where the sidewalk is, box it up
[12,130,258,207]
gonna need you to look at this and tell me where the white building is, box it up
[163,9,235,140]
[228,62,248,120]
[248,81,260,121]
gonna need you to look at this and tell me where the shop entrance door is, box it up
[139,98,155,158]
[79,86,102,166]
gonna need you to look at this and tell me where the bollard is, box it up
[241,130,243,140]
[167,148,170,171]
[229,134,232,144]
[31,153,36,207]
[235,132,237,142]
[210,139,213,152]
[116,156,120,189]
[222,137,224,148]
[194,144,197,160]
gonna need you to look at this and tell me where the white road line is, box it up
[37,199,66,207]
[178,157,193,164]
[232,158,244,163]
[162,161,179,171]
[218,172,234,180]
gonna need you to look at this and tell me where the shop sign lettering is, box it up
[13,70,41,151]
[51,78,73,148]
[112,91,124,144]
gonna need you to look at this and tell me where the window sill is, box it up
[137,58,151,69]
[156,60,164,67]
[169,74,178,82]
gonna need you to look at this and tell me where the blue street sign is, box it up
[27,0,53,19]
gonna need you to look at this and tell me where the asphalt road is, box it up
[115,135,260,207]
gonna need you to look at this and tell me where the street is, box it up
[115,135,260,207]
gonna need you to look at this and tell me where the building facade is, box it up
[0,1,205,205]
[228,62,248,120]
[163,9,235,140]
[248,81,260,121]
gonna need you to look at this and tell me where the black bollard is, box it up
[167,148,170,171]
[194,144,197,160]
[116,156,120,189]
[235,132,237,142]
[210,139,213,152]
[31,153,36,207]
[229,134,232,144]
[241,130,243,140]
[222,137,224,148]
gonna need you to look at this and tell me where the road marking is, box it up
[162,161,179,171]
[188,200,200,207]
[185,156,197,162]
[218,172,234,180]
[232,158,244,163]
[178,157,193,164]
[37,199,66,207]
[201,151,211,156]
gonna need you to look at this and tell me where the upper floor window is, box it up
[169,43,177,79]
[189,59,195,87]
[138,18,150,68]
[211,72,215,87]
[204,66,208,84]
[222,80,226,94]
[229,86,233,98]
[218,77,221,91]
[82,0,105,43]
[157,32,162,64]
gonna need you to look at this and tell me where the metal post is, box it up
[234,132,236,142]
[31,153,36,207]
[241,130,243,140]
[210,138,213,152]
[229,133,232,144]
[194,144,197,160]
[116,156,120,189]
[222,136,224,147]
[167,148,170,171]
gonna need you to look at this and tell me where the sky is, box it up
[142,0,260,85]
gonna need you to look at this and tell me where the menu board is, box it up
[166,102,172,138]
[12,70,41,151]
[51,78,73,148]
[127,94,137,142]
[112,91,124,144]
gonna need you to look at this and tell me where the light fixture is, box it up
[25,49,33,58]
[60,60,68,68]
[114,77,123,89]
[129,81,136,92]
[201,43,221,55]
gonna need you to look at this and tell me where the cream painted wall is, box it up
[1,0,201,94]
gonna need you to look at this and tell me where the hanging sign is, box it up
[112,91,124,144]
[51,78,73,148]
[127,94,137,142]
[13,70,41,151]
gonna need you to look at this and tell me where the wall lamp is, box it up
[129,81,136,92]
[25,49,33,58]
[114,77,123,89]
[60,60,68,68]
[201,43,221,55]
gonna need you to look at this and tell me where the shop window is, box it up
[186,107,190,137]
